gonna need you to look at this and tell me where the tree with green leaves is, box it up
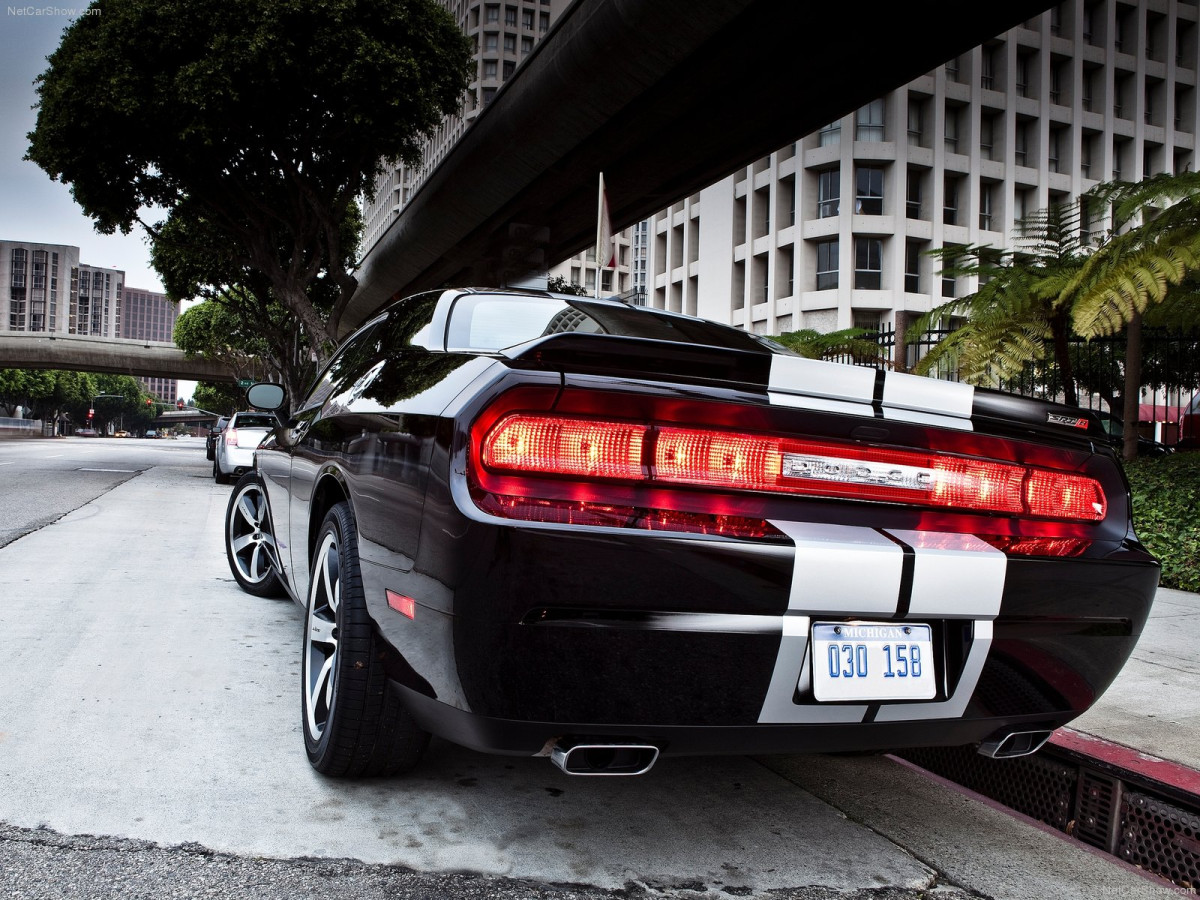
[27,0,474,349]
[910,180,1200,459]
[907,203,1092,406]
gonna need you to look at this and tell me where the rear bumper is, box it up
[365,509,1159,758]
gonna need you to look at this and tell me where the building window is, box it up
[482,60,497,79]
[906,171,923,220]
[482,87,497,105]
[979,183,995,231]
[503,60,515,80]
[980,46,996,90]
[817,169,840,218]
[505,5,517,26]
[944,104,960,154]
[854,238,882,290]
[855,99,885,141]
[816,239,839,290]
[539,11,549,32]
[504,33,516,53]
[522,8,533,28]
[819,120,841,146]
[1014,121,1030,166]
[853,311,882,332]
[943,175,960,226]
[1016,53,1031,98]
[905,240,922,293]
[1048,128,1062,173]
[855,166,884,215]
[945,57,960,83]
[485,3,499,22]
[980,114,996,160]
[942,252,958,298]
[907,98,925,147]
[521,35,533,53]
[484,32,498,51]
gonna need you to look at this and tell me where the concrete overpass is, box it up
[0,333,236,383]
[347,0,1056,335]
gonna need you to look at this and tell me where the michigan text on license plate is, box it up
[811,622,937,702]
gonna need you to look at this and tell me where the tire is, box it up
[302,501,429,777]
[224,473,286,598]
[213,455,230,484]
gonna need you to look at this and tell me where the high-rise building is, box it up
[1,240,79,334]
[121,285,180,402]
[71,263,124,338]
[639,0,1200,337]
[361,0,572,254]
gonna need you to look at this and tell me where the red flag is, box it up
[596,172,615,271]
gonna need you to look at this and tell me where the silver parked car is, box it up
[213,411,276,484]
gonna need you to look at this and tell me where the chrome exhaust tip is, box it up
[978,729,1054,759]
[550,742,660,776]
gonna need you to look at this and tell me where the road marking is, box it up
[78,468,138,473]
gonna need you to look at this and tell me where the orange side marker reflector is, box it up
[386,590,416,619]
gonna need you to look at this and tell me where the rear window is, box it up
[233,414,275,429]
[444,292,774,354]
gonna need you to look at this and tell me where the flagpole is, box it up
[596,172,606,299]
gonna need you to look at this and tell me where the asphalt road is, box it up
[0,437,1183,899]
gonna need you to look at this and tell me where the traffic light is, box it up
[176,399,185,410]
[87,409,94,420]
[145,398,153,407]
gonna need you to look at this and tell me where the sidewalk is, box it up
[1059,585,1200,772]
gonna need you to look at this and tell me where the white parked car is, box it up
[213,411,276,484]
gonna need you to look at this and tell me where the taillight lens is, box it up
[476,412,1106,522]
[225,428,238,447]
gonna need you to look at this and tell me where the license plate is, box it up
[811,622,936,702]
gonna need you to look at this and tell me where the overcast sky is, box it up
[0,8,164,292]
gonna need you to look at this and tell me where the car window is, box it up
[444,292,772,354]
[233,414,276,429]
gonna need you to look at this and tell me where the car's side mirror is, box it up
[246,382,287,412]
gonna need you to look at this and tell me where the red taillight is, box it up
[483,415,644,479]
[476,412,1107,523]
[224,428,238,447]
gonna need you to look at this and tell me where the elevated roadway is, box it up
[347,0,1057,334]
[0,333,236,382]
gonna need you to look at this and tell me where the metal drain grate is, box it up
[1075,770,1121,850]
[901,745,1076,830]
[897,744,1200,891]
[1119,791,1200,889]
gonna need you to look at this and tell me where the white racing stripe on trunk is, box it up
[758,522,902,724]
[767,392,873,417]
[881,370,974,419]
[757,523,1007,725]
[767,355,876,404]
[873,529,1006,722]
[888,530,1006,620]
[771,521,903,617]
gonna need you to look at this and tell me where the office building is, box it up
[1,240,80,334]
[639,0,1200,337]
[121,285,180,402]
[71,263,124,339]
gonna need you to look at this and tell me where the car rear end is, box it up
[376,331,1157,770]
[221,414,275,479]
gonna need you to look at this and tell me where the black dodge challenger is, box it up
[224,287,1159,777]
